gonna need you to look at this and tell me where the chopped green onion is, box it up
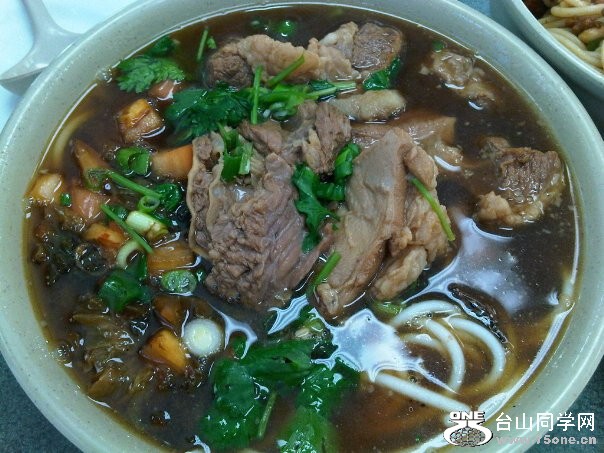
[116,147,151,175]
[409,176,455,242]
[59,192,72,207]
[137,195,160,213]
[125,210,169,242]
[308,252,341,295]
[98,266,151,312]
[267,55,305,88]
[432,40,446,52]
[161,269,197,294]
[116,239,143,269]
[101,204,153,253]
[106,170,160,198]
[307,80,357,99]
[257,392,278,439]
[251,66,263,125]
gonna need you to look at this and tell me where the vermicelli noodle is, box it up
[536,0,604,73]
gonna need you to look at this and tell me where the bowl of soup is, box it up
[508,0,604,100]
[0,0,603,451]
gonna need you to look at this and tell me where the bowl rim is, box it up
[0,0,603,452]
[507,0,604,99]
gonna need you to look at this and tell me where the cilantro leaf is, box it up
[116,55,186,93]
[146,35,177,57]
[362,57,402,91]
[165,86,251,145]
[280,407,338,453]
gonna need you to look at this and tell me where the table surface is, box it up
[0,0,601,452]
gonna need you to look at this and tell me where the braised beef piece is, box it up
[239,101,351,174]
[476,137,564,226]
[205,41,253,88]
[420,50,497,107]
[328,89,406,122]
[351,23,405,72]
[187,134,330,309]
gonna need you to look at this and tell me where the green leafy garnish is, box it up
[199,337,358,451]
[586,37,603,52]
[292,165,339,252]
[307,252,341,296]
[409,176,455,241]
[147,35,178,57]
[101,204,152,253]
[267,55,305,88]
[196,28,217,63]
[153,183,183,211]
[98,254,151,312]
[165,86,251,145]
[250,18,299,40]
[362,57,402,91]
[218,125,253,182]
[116,55,186,93]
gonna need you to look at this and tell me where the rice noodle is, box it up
[448,317,506,388]
[389,300,459,328]
[422,319,465,391]
[374,373,470,413]
[536,1,604,73]
[400,332,446,355]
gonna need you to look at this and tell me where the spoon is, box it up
[0,0,81,94]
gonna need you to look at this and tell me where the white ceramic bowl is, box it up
[508,0,604,100]
[0,0,603,451]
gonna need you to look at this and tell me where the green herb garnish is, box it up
[409,176,455,241]
[116,55,186,93]
[362,57,402,91]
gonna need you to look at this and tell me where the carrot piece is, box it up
[72,139,108,178]
[151,144,193,180]
[83,222,127,249]
[147,240,196,275]
[153,295,185,331]
[29,173,64,205]
[69,186,109,222]
[140,328,187,373]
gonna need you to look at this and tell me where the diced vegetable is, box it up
[83,222,127,249]
[153,295,185,329]
[72,139,108,178]
[140,328,188,373]
[68,187,109,223]
[125,210,169,242]
[151,144,193,180]
[29,173,64,205]
[147,240,195,275]
[161,269,197,294]
[182,318,223,358]
[117,99,164,143]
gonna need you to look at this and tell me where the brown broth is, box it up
[24,4,580,452]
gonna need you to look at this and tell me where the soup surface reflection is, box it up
[25,4,579,452]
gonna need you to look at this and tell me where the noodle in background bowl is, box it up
[0,0,603,451]
[508,0,604,100]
